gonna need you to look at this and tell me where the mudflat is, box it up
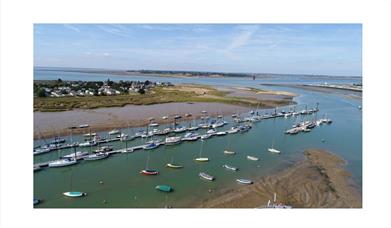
[199,149,362,208]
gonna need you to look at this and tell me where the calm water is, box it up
[33,69,362,208]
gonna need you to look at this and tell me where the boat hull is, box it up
[236,179,253,185]
[166,163,183,169]
[140,170,159,175]
[199,172,215,181]
[246,156,259,161]
[155,185,173,192]
[63,192,86,197]
[194,158,209,162]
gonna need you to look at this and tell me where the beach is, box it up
[34,102,250,139]
[199,149,362,208]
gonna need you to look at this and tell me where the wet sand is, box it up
[198,149,362,208]
[34,102,249,139]
[261,83,362,100]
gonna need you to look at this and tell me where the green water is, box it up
[34,85,362,208]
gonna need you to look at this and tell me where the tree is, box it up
[37,88,46,97]
[138,88,145,94]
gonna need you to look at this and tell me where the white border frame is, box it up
[1,0,390,228]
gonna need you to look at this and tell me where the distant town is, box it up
[33,79,173,97]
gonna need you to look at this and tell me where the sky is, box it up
[34,24,362,76]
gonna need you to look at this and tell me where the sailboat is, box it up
[224,135,236,155]
[194,140,209,162]
[166,153,184,168]
[166,163,183,169]
[49,150,78,167]
[62,167,86,198]
[140,151,159,175]
[268,139,281,154]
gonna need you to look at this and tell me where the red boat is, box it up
[140,169,159,175]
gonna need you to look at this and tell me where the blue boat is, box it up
[63,191,87,198]
[33,198,40,205]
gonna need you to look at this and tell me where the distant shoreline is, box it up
[35,67,363,79]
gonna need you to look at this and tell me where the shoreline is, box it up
[261,83,362,100]
[34,102,250,140]
[197,149,362,208]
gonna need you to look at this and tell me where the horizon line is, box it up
[34,65,363,78]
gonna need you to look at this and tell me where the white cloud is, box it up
[63,24,80,33]
[97,25,132,38]
[227,25,258,50]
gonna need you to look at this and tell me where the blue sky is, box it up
[34,24,362,76]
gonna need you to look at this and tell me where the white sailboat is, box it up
[268,139,281,154]
[194,140,209,162]
[62,167,86,198]
[224,135,235,155]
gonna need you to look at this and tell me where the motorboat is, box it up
[200,134,211,140]
[181,132,199,141]
[33,147,51,156]
[143,142,159,150]
[48,158,78,167]
[78,140,97,147]
[94,145,113,152]
[83,152,109,161]
[268,148,281,154]
[246,155,259,161]
[199,172,215,181]
[236,179,253,185]
[149,122,159,127]
[62,151,89,159]
[174,126,187,133]
[83,132,96,137]
[216,131,227,136]
[165,136,182,145]
[223,164,238,171]
[206,129,217,135]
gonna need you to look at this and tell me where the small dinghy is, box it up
[246,155,259,161]
[166,163,183,169]
[236,179,253,185]
[194,157,209,162]
[140,169,159,175]
[155,185,173,192]
[223,164,238,171]
[33,198,40,205]
[199,172,215,181]
[268,148,281,154]
[224,150,235,155]
[63,191,87,198]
